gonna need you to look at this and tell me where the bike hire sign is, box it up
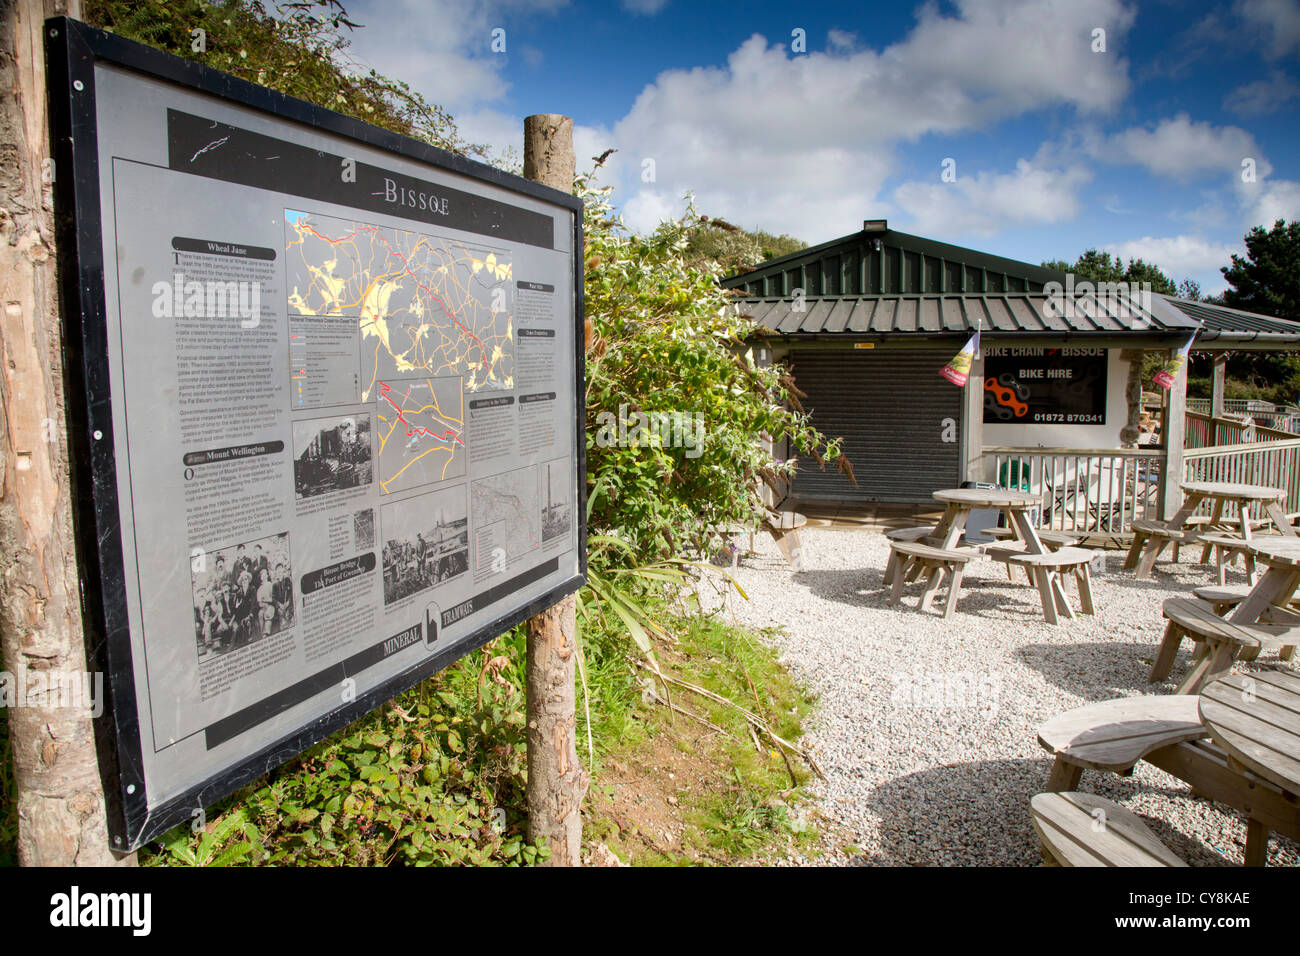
[48,18,586,850]
[983,347,1108,426]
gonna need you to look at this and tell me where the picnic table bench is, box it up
[1036,690,1300,865]
[1196,532,1261,585]
[1200,671,1300,805]
[1031,792,1187,867]
[764,510,807,568]
[886,541,975,619]
[1126,481,1294,580]
[898,488,1089,624]
[1152,597,1300,693]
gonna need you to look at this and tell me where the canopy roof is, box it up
[737,291,1196,342]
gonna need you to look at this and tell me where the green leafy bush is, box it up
[0,660,15,868]
[148,631,547,866]
[582,177,846,563]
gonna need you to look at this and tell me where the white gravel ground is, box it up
[707,528,1300,867]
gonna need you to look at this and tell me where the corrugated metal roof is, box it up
[719,221,1063,298]
[737,292,1200,338]
[1162,297,1300,344]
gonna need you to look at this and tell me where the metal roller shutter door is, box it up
[789,350,962,502]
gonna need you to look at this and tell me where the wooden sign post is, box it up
[522,114,587,867]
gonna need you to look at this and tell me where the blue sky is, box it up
[341,0,1300,295]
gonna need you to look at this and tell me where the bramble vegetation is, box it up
[0,681,14,867]
[148,632,545,866]
[684,218,806,276]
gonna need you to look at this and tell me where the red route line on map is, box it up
[378,381,465,447]
[297,220,494,370]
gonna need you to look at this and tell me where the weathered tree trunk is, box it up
[522,113,586,866]
[1,0,129,866]
[524,595,585,866]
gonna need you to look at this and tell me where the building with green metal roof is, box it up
[721,220,1300,529]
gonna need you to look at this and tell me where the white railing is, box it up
[1186,398,1300,434]
[982,447,1162,538]
[1254,411,1300,434]
[1187,397,1250,415]
[1183,438,1300,517]
[1186,411,1296,448]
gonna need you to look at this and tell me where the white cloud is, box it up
[1237,0,1300,58]
[1223,70,1300,114]
[1238,177,1300,227]
[892,159,1093,238]
[827,28,857,52]
[574,124,616,172]
[621,0,670,14]
[1101,235,1241,276]
[342,0,569,110]
[622,191,678,232]
[601,0,1136,238]
[1105,114,1263,180]
[1051,115,1294,231]
[453,107,524,161]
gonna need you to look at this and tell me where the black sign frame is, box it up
[45,17,587,853]
[983,347,1108,426]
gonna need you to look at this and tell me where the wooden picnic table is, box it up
[1226,537,1300,623]
[1199,671,1300,864]
[1131,480,1294,579]
[1039,683,1300,865]
[927,488,1077,623]
[1149,536,1300,693]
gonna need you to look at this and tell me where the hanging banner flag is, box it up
[939,332,980,386]
[1154,334,1195,390]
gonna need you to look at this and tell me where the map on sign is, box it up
[375,376,466,495]
[284,209,513,393]
[471,465,540,568]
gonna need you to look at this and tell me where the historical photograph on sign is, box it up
[375,376,467,494]
[354,507,375,552]
[381,486,469,605]
[539,458,571,544]
[192,532,295,662]
[472,465,541,573]
[983,348,1107,425]
[292,413,374,498]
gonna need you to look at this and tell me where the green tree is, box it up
[1041,249,1178,295]
[1221,219,1300,320]
[1186,221,1300,406]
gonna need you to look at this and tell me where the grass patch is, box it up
[1,597,817,867]
[582,611,818,865]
